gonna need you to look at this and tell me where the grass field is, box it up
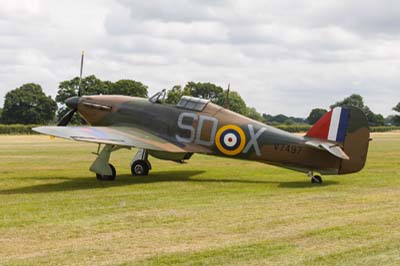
[0,133,399,265]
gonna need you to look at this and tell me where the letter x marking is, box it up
[243,124,266,156]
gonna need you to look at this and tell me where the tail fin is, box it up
[306,106,370,174]
[306,107,350,142]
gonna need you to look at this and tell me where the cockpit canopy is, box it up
[176,96,210,111]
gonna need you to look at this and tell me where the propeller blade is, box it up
[78,51,84,96]
[57,109,76,126]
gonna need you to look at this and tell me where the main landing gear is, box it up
[90,144,119,181]
[96,164,116,181]
[131,149,151,176]
[308,171,323,184]
[90,146,152,181]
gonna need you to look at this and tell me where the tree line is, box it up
[0,75,399,126]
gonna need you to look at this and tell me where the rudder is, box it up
[339,106,370,174]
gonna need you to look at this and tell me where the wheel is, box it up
[311,175,323,184]
[96,164,116,181]
[131,160,149,176]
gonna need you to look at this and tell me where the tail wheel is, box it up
[96,164,116,181]
[131,160,150,176]
[311,175,323,184]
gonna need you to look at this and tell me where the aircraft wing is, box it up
[305,139,350,160]
[33,126,188,153]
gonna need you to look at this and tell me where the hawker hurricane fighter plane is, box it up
[34,89,370,183]
[34,54,370,183]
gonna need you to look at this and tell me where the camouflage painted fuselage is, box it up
[76,95,369,175]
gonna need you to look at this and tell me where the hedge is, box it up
[276,125,400,133]
[369,126,400,132]
[275,124,312,133]
[0,124,399,135]
[0,124,40,135]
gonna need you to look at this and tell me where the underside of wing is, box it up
[33,126,187,153]
[305,139,350,160]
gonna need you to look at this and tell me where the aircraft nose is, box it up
[65,96,80,110]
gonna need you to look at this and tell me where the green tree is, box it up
[55,75,111,124]
[245,107,263,122]
[2,83,57,124]
[111,79,148,97]
[372,114,385,126]
[0,108,2,123]
[165,81,263,121]
[394,102,400,113]
[330,94,384,126]
[330,94,364,109]
[385,115,394,125]
[306,108,327,125]
[392,102,400,125]
[363,106,385,126]
[215,90,248,115]
[263,114,288,124]
[55,75,111,104]
[185,82,223,101]
[165,85,191,104]
[262,113,305,125]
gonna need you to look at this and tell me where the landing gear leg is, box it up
[131,149,151,176]
[308,171,323,184]
[90,144,118,181]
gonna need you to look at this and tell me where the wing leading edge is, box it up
[33,126,186,153]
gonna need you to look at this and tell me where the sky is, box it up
[0,0,399,117]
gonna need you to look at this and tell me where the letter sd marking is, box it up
[215,125,246,156]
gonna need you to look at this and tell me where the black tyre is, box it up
[131,160,149,176]
[96,164,116,181]
[311,175,323,184]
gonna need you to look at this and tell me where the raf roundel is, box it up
[215,125,246,156]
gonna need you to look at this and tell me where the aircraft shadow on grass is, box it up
[0,170,339,195]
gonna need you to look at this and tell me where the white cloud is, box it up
[0,0,399,117]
